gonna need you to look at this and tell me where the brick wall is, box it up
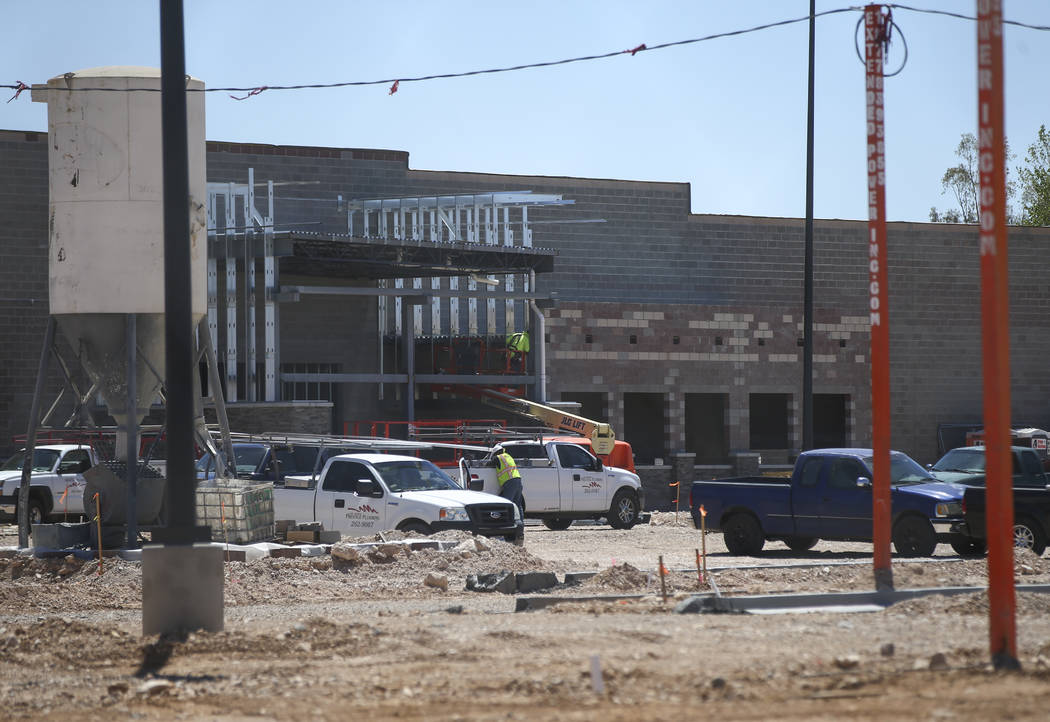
[0,131,61,459]
[3,132,1050,469]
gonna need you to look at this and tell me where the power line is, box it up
[888,4,1050,31]
[5,5,1049,104]
[5,8,858,100]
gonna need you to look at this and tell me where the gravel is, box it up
[2,513,1050,721]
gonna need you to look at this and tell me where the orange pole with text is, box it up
[976,0,1017,670]
[864,4,893,592]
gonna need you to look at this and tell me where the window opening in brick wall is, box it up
[749,393,791,450]
[623,392,666,464]
[559,392,606,424]
[685,393,729,463]
[629,334,637,344]
[758,338,765,346]
[672,336,680,345]
[814,394,849,448]
[839,339,847,348]
[715,336,723,346]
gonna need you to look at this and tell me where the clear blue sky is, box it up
[4,1,1049,222]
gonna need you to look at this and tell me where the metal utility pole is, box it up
[158,0,198,542]
[802,0,816,451]
[142,0,223,637]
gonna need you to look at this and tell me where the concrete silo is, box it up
[33,66,208,434]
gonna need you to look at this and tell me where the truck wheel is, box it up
[950,536,987,557]
[607,489,640,530]
[26,499,46,526]
[543,519,573,531]
[397,521,431,536]
[723,514,764,556]
[783,536,818,552]
[892,516,937,557]
[1013,516,1047,556]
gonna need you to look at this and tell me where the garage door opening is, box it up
[623,393,666,464]
[685,393,729,463]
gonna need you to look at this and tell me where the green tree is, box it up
[930,133,1015,224]
[1018,124,1050,226]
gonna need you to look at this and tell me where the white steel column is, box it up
[485,204,497,335]
[263,179,277,400]
[430,208,440,335]
[244,169,257,401]
[207,192,219,357]
[224,182,238,402]
[449,277,459,335]
[504,205,515,333]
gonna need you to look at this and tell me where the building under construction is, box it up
[4,123,1050,468]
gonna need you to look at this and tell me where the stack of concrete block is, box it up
[196,482,275,544]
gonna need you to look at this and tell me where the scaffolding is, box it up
[205,175,567,409]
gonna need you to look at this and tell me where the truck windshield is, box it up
[0,449,61,473]
[373,459,459,493]
[862,453,938,486]
[931,448,986,473]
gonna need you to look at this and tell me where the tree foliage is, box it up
[930,133,1015,224]
[1018,124,1050,226]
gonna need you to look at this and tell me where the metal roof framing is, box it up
[276,230,556,280]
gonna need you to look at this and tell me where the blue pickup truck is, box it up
[689,448,969,557]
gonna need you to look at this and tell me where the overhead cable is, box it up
[4,8,858,101]
[4,5,1049,104]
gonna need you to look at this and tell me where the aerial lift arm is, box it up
[475,388,616,455]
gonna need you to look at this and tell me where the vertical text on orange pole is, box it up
[864,4,893,591]
[976,0,1017,670]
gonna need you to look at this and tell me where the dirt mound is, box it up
[886,590,1050,617]
[646,511,694,527]
[342,529,477,544]
[583,562,650,591]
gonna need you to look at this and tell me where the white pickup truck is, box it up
[273,453,524,544]
[0,445,99,524]
[459,440,646,530]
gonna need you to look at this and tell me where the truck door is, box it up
[55,448,92,518]
[815,457,873,538]
[506,445,560,512]
[1017,451,1046,488]
[319,460,386,535]
[555,444,606,512]
[787,456,826,537]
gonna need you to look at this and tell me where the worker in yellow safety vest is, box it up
[495,450,524,516]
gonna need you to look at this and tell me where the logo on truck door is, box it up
[582,480,602,494]
[345,503,381,527]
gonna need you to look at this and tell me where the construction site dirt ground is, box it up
[2,513,1050,721]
